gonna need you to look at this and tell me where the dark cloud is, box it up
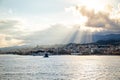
[76,5,120,33]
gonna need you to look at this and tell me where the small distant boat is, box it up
[44,52,49,58]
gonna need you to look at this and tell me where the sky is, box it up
[0,0,120,47]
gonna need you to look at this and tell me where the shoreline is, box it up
[0,54,120,56]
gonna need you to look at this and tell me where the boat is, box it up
[44,52,49,58]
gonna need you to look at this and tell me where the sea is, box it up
[0,55,120,80]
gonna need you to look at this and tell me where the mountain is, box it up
[96,39,120,45]
[0,45,34,52]
[93,34,120,42]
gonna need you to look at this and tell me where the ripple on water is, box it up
[0,55,120,80]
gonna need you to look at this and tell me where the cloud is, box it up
[0,2,119,47]
[0,19,97,47]
[0,19,27,35]
[0,19,25,47]
[76,5,120,33]
[0,19,83,47]
[118,3,120,9]
[23,24,71,45]
[0,34,24,47]
[22,24,94,45]
[0,19,19,31]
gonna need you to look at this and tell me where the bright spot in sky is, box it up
[75,0,106,12]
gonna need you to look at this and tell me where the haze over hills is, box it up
[0,33,120,51]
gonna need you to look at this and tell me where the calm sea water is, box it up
[0,55,120,80]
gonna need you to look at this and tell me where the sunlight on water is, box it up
[0,55,120,80]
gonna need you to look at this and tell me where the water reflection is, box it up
[0,55,120,80]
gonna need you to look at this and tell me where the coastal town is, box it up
[0,41,120,55]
